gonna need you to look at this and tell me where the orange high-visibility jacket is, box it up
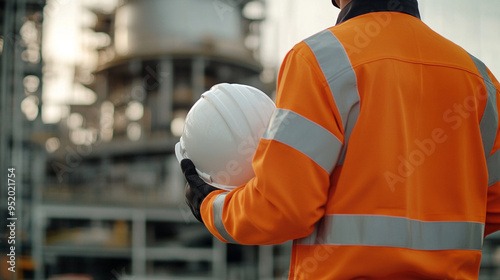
[201,1,500,279]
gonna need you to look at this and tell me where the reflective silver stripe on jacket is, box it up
[469,55,499,183]
[297,215,484,251]
[262,109,342,173]
[212,192,239,244]
[488,149,500,186]
[304,29,361,165]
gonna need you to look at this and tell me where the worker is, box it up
[181,0,500,278]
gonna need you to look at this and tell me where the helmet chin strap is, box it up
[332,0,340,8]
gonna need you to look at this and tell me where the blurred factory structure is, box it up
[1,0,500,279]
[1,0,46,279]
[35,0,292,279]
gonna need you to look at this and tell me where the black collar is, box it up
[336,0,420,25]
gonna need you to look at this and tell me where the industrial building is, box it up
[35,0,291,279]
[1,0,500,279]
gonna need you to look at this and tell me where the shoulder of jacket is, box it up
[290,28,337,58]
[291,27,347,62]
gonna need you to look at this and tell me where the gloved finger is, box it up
[180,158,197,176]
[180,159,206,187]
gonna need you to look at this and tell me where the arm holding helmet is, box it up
[183,42,345,245]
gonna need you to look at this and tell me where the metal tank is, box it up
[114,0,249,60]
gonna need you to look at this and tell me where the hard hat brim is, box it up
[174,141,186,164]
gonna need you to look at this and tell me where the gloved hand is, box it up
[181,159,218,223]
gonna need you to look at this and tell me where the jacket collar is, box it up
[336,0,420,25]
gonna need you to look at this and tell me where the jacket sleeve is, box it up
[200,44,345,245]
[485,69,500,237]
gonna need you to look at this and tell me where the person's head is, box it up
[332,0,353,9]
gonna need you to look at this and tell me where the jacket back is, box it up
[200,5,500,280]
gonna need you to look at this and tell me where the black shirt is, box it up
[337,0,421,24]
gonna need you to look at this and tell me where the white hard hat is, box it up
[175,83,275,191]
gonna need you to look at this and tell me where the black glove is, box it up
[181,159,218,224]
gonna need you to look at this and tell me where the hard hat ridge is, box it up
[213,84,262,139]
[201,87,244,140]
